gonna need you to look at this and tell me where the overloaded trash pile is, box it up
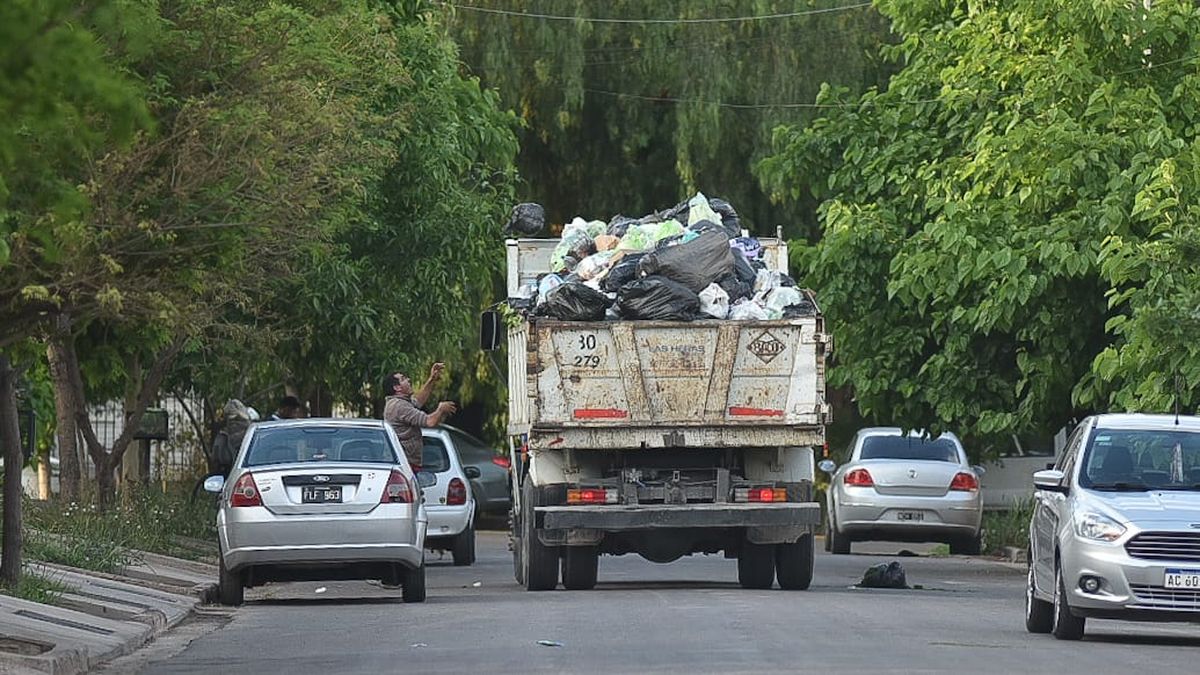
[504,193,818,322]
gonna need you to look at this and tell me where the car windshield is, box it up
[422,436,451,473]
[860,435,960,462]
[1081,429,1200,491]
[244,426,396,467]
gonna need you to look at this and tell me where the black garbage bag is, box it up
[602,253,646,292]
[607,215,638,238]
[858,562,908,589]
[654,232,688,250]
[504,203,545,235]
[616,276,700,321]
[663,198,690,224]
[716,272,753,302]
[689,219,728,238]
[537,282,611,321]
[636,230,734,293]
[782,293,818,317]
[731,251,757,287]
[708,197,742,237]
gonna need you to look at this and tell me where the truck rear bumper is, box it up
[536,502,820,531]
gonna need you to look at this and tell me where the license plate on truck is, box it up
[896,511,924,522]
[1164,568,1200,589]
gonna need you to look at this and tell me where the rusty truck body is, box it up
[498,233,830,591]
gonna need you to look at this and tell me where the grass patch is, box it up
[0,572,70,605]
[24,485,218,571]
[982,498,1035,555]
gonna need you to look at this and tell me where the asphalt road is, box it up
[134,531,1200,674]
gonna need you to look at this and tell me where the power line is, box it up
[441,1,874,25]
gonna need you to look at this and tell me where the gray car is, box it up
[820,427,984,555]
[1026,414,1200,640]
[439,425,512,518]
[206,418,427,605]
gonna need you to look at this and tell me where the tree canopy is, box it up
[759,0,1200,448]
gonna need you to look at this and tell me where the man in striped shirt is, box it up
[383,364,457,471]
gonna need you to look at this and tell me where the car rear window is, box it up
[448,430,499,465]
[244,426,396,467]
[860,435,960,462]
[422,436,451,473]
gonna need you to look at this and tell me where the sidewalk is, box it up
[0,552,218,674]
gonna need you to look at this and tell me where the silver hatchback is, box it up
[820,428,984,555]
[207,419,427,605]
[1026,414,1200,640]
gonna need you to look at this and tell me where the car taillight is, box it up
[381,469,414,504]
[733,487,788,502]
[844,468,874,487]
[950,472,979,491]
[492,456,511,470]
[447,477,467,505]
[230,473,262,507]
[567,488,618,504]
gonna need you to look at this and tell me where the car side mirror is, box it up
[1033,469,1068,494]
[203,475,226,493]
[416,471,437,488]
[972,464,987,477]
[464,465,482,479]
[817,459,837,474]
[480,310,503,352]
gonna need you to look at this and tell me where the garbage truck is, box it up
[480,230,830,591]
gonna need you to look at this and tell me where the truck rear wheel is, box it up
[775,533,815,590]
[737,541,775,590]
[561,546,599,590]
[521,482,560,591]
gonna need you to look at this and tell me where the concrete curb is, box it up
[1,553,219,674]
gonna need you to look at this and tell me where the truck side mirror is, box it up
[480,310,503,352]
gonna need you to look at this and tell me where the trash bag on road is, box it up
[537,282,612,321]
[637,229,734,293]
[699,284,730,319]
[616,276,700,321]
[858,562,908,589]
[504,203,545,235]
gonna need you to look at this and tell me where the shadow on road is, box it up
[247,596,405,607]
[1081,632,1200,648]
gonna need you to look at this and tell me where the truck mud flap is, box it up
[536,503,820,531]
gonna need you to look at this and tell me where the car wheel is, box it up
[775,533,815,590]
[452,526,476,566]
[829,516,851,555]
[949,533,982,556]
[561,546,599,590]
[737,541,775,589]
[218,554,244,606]
[402,563,427,603]
[1051,560,1085,640]
[1025,562,1053,634]
[521,482,560,591]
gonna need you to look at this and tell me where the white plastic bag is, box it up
[729,298,769,321]
[754,269,782,295]
[698,283,730,319]
[764,287,803,320]
[687,192,722,229]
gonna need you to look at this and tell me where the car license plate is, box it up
[1164,568,1200,589]
[301,486,342,504]
[896,511,924,522]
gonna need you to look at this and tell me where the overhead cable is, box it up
[441,1,874,25]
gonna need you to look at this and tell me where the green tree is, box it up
[449,0,893,238]
[759,0,1200,450]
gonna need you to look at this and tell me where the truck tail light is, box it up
[950,472,979,492]
[734,487,787,503]
[230,473,262,507]
[447,477,468,505]
[567,488,618,505]
[844,468,874,487]
[381,469,414,504]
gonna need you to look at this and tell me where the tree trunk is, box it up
[37,444,51,500]
[0,355,25,585]
[47,331,81,501]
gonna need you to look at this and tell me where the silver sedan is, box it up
[819,427,984,555]
[206,418,428,605]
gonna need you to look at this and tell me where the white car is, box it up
[421,428,478,565]
[820,427,985,555]
[208,418,427,605]
[1026,414,1200,640]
